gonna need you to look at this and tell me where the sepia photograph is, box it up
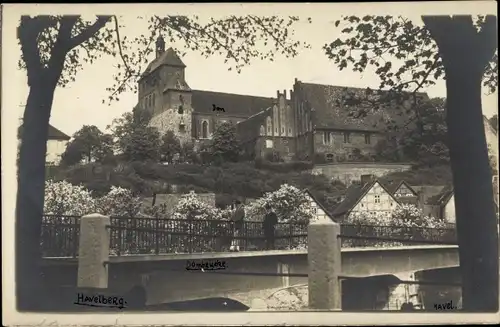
[2,2,499,326]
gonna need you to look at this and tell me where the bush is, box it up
[343,204,451,248]
[55,161,346,214]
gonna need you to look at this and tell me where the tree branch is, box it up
[477,15,498,68]
[67,15,111,51]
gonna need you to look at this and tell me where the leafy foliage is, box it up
[43,180,96,215]
[108,107,161,161]
[210,122,241,163]
[326,15,497,97]
[344,203,450,247]
[245,184,314,223]
[160,130,181,163]
[375,98,450,166]
[18,15,310,101]
[60,125,114,166]
[96,186,142,217]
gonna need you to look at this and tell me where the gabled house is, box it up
[385,180,419,205]
[425,185,455,224]
[303,189,335,221]
[332,175,401,221]
[17,121,71,166]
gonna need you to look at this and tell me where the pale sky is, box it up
[3,2,498,138]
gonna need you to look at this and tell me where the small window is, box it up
[323,132,331,145]
[374,195,381,204]
[266,139,273,149]
[364,133,371,144]
[326,153,334,162]
[178,105,184,115]
[344,132,351,143]
[288,128,292,134]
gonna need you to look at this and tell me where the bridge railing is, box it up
[41,214,81,257]
[340,224,457,247]
[40,214,457,257]
[107,217,308,255]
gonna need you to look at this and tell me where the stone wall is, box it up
[312,162,412,185]
[313,130,384,162]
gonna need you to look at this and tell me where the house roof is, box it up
[296,81,429,132]
[385,180,418,196]
[191,90,278,117]
[411,185,447,202]
[303,189,335,221]
[427,185,454,206]
[332,179,401,217]
[141,47,186,78]
[17,123,71,141]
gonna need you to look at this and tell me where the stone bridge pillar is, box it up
[308,217,341,310]
[77,213,110,289]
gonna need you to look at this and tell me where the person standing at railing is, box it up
[230,200,245,252]
[263,209,278,250]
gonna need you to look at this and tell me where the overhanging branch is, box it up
[67,15,112,51]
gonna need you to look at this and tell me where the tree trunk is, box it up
[16,79,57,310]
[423,15,499,312]
[445,62,498,312]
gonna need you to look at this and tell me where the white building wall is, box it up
[46,139,68,165]
[443,194,456,224]
[350,182,399,216]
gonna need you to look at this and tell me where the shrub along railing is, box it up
[40,215,457,257]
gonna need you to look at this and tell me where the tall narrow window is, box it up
[201,121,209,139]
[178,95,184,114]
[344,132,351,143]
[364,133,371,144]
[323,132,331,145]
[152,93,156,107]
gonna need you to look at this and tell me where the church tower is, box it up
[137,35,193,145]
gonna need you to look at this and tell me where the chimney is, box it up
[277,90,280,99]
[360,174,375,185]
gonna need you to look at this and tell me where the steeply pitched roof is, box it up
[303,188,335,221]
[332,181,373,217]
[411,185,447,202]
[296,81,429,132]
[385,180,418,196]
[427,185,454,206]
[191,90,277,117]
[17,123,71,141]
[332,179,401,217]
[141,47,186,78]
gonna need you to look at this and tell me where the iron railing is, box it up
[41,215,81,257]
[340,224,457,247]
[40,215,457,257]
[107,217,308,255]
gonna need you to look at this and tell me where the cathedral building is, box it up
[138,36,427,163]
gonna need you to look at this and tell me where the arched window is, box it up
[202,120,209,139]
[178,94,185,114]
[266,116,272,134]
[259,125,265,136]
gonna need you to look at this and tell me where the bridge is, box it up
[41,245,459,309]
[39,214,460,310]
